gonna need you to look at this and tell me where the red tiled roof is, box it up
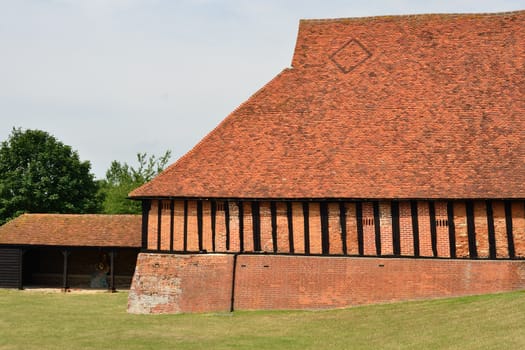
[131,11,525,200]
[0,214,141,247]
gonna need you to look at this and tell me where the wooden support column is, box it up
[373,202,381,256]
[447,201,456,258]
[157,199,162,251]
[429,201,438,257]
[303,202,310,255]
[62,249,70,291]
[391,202,401,256]
[141,200,151,249]
[410,201,420,257]
[109,250,116,293]
[356,202,364,255]
[211,200,217,252]
[270,202,278,253]
[320,202,330,255]
[170,200,175,252]
[197,201,204,251]
[466,201,478,258]
[18,249,25,290]
[339,202,347,255]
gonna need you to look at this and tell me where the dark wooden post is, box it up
[62,249,70,291]
[141,200,151,250]
[18,249,25,290]
[109,250,116,293]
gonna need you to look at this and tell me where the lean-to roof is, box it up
[0,214,141,247]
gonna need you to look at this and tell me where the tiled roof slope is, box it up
[131,11,525,199]
[0,214,141,247]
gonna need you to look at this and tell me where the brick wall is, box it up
[128,253,525,314]
[128,253,234,314]
[144,199,525,260]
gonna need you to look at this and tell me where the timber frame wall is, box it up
[140,199,525,259]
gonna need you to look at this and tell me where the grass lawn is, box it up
[0,289,524,349]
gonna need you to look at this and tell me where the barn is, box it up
[0,214,141,290]
[127,11,525,314]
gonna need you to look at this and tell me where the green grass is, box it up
[0,290,524,349]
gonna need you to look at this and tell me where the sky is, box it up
[1,0,524,179]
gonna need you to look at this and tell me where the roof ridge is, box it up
[299,9,525,23]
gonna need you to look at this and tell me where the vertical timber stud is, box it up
[62,249,70,291]
[356,202,364,255]
[339,202,347,255]
[373,202,381,256]
[183,200,188,252]
[109,250,115,292]
[447,201,456,258]
[429,201,438,257]
[270,202,278,252]
[391,201,401,256]
[211,200,217,252]
[238,201,244,252]
[466,201,478,258]
[225,201,231,251]
[252,202,261,252]
[18,249,24,290]
[197,201,203,251]
[287,202,294,253]
[303,202,310,255]
[411,201,420,257]
[320,202,330,255]
[141,200,151,249]
[157,199,162,251]
[504,201,515,258]
[486,200,496,259]
[169,200,174,252]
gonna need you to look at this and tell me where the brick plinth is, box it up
[128,253,234,314]
[128,253,525,314]
[234,255,525,310]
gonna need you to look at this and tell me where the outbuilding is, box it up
[0,214,141,291]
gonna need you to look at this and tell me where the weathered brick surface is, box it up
[128,253,234,314]
[233,255,525,311]
[129,253,525,314]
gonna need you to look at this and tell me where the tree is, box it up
[99,151,171,214]
[0,128,102,224]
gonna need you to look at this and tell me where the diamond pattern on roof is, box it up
[330,38,371,73]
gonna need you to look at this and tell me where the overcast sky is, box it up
[1,0,524,179]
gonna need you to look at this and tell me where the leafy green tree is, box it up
[99,151,171,214]
[0,128,102,224]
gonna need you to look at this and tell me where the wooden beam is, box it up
[429,201,438,257]
[373,202,381,256]
[447,201,456,258]
[109,250,116,293]
[303,202,310,255]
[270,201,278,253]
[391,201,400,256]
[252,202,261,252]
[141,200,151,249]
[466,201,478,258]
[157,199,162,251]
[410,201,420,257]
[62,249,70,292]
[356,202,364,255]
